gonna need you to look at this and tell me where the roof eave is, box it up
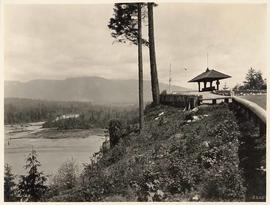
[188,76,231,83]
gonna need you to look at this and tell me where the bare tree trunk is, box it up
[148,3,160,106]
[138,3,144,132]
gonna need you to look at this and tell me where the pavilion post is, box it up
[198,82,201,92]
[204,81,206,90]
[216,80,220,90]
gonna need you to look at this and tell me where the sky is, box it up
[4,3,267,90]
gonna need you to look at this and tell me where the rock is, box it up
[192,194,200,201]
[153,179,160,185]
[153,190,164,201]
[156,190,164,197]
[191,107,199,113]
[202,141,210,147]
[158,112,165,116]
[147,195,153,202]
[174,133,183,138]
[193,116,200,121]
[146,182,154,190]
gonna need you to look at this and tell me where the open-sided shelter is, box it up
[188,68,231,92]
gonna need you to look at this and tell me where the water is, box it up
[4,122,105,180]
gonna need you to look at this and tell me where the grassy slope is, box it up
[49,104,246,202]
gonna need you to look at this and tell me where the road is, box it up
[239,94,266,110]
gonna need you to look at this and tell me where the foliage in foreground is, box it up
[17,149,48,202]
[47,104,246,201]
[4,164,18,202]
[45,158,80,201]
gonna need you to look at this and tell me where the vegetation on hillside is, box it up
[57,104,246,201]
[74,104,245,202]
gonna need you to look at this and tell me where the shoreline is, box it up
[30,128,106,139]
[5,121,107,140]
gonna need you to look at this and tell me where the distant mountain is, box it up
[4,76,190,105]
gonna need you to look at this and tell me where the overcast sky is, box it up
[4,3,267,89]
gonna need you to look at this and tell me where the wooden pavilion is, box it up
[188,68,231,92]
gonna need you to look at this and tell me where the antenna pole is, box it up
[169,63,172,93]
[207,53,208,68]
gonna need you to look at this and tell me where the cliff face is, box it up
[48,104,246,202]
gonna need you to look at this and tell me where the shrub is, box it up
[52,158,79,191]
[108,119,124,147]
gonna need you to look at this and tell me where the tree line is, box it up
[233,67,267,91]
[5,98,138,127]
[43,107,138,130]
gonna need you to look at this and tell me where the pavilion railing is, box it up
[212,90,231,96]
[160,93,202,110]
[233,89,267,96]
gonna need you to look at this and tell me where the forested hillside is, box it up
[4,98,138,127]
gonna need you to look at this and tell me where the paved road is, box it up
[239,94,266,110]
[174,91,266,110]
[174,91,222,98]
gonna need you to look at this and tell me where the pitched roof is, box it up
[188,68,231,82]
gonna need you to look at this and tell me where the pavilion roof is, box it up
[188,68,231,82]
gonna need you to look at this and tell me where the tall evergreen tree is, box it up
[244,67,266,90]
[108,3,160,106]
[4,164,18,202]
[18,149,48,202]
[108,3,145,131]
[147,3,160,105]
[137,3,144,131]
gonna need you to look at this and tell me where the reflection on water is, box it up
[4,122,105,180]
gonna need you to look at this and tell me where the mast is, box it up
[168,63,172,93]
[207,53,209,68]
